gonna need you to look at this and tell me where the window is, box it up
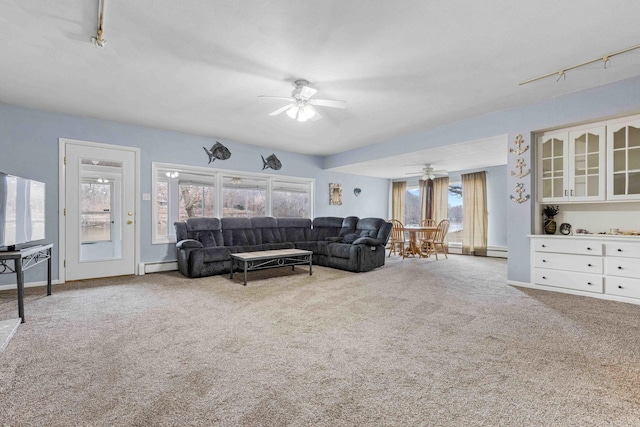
[152,163,313,243]
[222,176,266,217]
[448,182,463,244]
[404,185,420,226]
[272,180,311,218]
[80,179,113,243]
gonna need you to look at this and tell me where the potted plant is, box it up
[542,205,559,234]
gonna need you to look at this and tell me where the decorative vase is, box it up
[544,218,557,235]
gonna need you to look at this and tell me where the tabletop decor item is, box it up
[560,223,572,235]
[542,205,559,234]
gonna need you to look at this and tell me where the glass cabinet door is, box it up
[608,119,640,200]
[569,127,605,201]
[538,132,567,201]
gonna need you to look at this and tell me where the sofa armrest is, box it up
[325,236,344,242]
[177,239,204,249]
[352,237,383,246]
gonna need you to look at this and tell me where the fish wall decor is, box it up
[203,141,232,163]
[261,153,282,170]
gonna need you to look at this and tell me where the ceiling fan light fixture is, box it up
[297,109,308,122]
[286,105,298,119]
[302,104,316,119]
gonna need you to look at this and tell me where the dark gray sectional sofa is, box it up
[174,216,393,278]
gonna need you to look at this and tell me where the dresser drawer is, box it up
[606,257,640,279]
[606,276,640,299]
[534,252,602,273]
[606,242,640,258]
[533,239,602,256]
[534,268,603,293]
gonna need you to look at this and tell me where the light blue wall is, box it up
[0,103,389,283]
[325,75,640,283]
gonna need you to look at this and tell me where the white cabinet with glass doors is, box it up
[538,124,606,202]
[606,115,640,200]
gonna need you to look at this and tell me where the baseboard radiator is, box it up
[447,244,508,258]
[139,261,178,275]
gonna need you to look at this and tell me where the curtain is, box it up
[391,181,406,222]
[461,171,487,256]
[419,179,433,221]
[432,177,449,224]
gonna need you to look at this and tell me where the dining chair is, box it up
[425,219,450,260]
[417,219,436,254]
[387,219,407,258]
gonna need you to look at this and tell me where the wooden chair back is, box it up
[419,218,436,227]
[389,219,405,242]
[434,219,450,243]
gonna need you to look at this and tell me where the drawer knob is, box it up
[618,266,623,270]
[542,244,546,248]
[542,259,547,263]
[587,247,592,250]
[542,276,547,279]
[618,249,623,252]
[587,264,592,267]
[587,282,592,285]
[618,285,623,289]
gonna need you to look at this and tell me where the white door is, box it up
[65,142,137,280]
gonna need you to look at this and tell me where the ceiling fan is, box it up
[259,80,346,122]
[406,164,448,180]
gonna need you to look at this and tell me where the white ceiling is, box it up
[2,1,640,174]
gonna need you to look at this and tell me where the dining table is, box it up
[401,225,437,258]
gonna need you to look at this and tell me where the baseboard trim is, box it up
[0,279,62,292]
[509,281,640,306]
[448,245,507,258]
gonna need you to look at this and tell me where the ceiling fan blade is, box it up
[269,104,294,116]
[309,99,347,109]
[299,86,317,100]
[259,96,295,102]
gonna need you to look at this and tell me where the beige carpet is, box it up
[1,254,639,426]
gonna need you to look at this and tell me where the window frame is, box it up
[152,162,314,244]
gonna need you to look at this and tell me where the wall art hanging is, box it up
[509,134,529,155]
[509,182,530,204]
[329,183,343,205]
[261,153,282,170]
[510,157,531,178]
[203,141,232,163]
[353,187,362,197]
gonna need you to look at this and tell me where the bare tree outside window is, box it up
[404,186,421,225]
[448,183,463,243]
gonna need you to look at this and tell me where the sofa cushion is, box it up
[342,233,360,244]
[277,218,312,242]
[203,247,231,263]
[221,217,257,246]
[327,243,358,259]
[176,217,224,246]
[251,217,283,244]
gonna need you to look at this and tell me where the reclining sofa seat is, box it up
[174,216,392,278]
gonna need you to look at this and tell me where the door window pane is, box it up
[80,180,112,242]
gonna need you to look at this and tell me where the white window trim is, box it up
[152,162,314,244]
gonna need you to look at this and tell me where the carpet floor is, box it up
[0,254,639,426]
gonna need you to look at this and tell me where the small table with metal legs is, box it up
[230,249,312,286]
[0,244,53,323]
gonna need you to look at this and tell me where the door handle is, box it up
[127,220,134,225]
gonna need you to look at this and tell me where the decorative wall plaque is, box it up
[509,182,530,204]
[509,134,529,155]
[329,183,343,205]
[510,157,531,178]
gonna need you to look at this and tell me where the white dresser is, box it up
[529,235,640,304]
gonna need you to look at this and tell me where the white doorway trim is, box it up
[58,138,141,283]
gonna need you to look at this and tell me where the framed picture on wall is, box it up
[329,183,342,205]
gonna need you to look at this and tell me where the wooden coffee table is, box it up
[230,249,313,286]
